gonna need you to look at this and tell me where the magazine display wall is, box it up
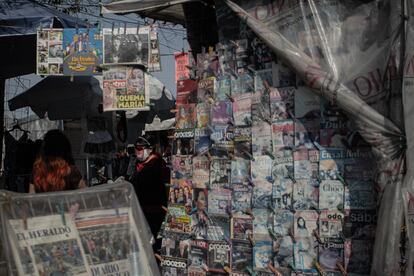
[0,181,160,276]
[161,6,380,276]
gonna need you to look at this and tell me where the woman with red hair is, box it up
[29,129,85,193]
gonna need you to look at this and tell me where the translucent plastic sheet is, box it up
[0,180,160,276]
[223,0,407,274]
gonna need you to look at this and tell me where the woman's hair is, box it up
[32,129,75,192]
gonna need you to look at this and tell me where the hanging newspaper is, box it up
[62,28,103,76]
[148,25,161,72]
[103,27,149,66]
[37,29,64,75]
[102,66,150,111]
[175,52,190,82]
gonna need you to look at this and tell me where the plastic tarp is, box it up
[101,0,196,25]
[223,0,407,274]
[0,180,160,276]
[0,0,88,37]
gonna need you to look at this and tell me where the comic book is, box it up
[170,178,193,207]
[197,52,219,79]
[172,135,195,156]
[272,62,296,88]
[273,209,294,237]
[318,239,344,274]
[273,236,294,269]
[270,87,288,121]
[234,127,252,159]
[207,241,231,273]
[198,77,216,103]
[253,209,272,241]
[272,120,295,151]
[166,204,191,233]
[176,104,197,130]
[293,237,318,271]
[254,69,274,93]
[172,155,193,180]
[346,239,373,274]
[293,179,319,210]
[231,215,254,241]
[342,210,377,240]
[273,178,293,210]
[161,257,188,276]
[319,211,344,239]
[216,75,232,101]
[192,156,210,189]
[208,188,232,215]
[232,241,253,272]
[211,101,233,125]
[197,103,210,129]
[294,149,311,180]
[207,214,230,242]
[233,93,253,127]
[231,157,250,185]
[251,122,272,157]
[319,149,344,181]
[232,184,252,215]
[210,159,231,189]
[210,125,234,158]
[177,79,198,104]
[251,155,273,182]
[294,210,318,238]
[189,240,208,269]
[344,147,374,181]
[319,180,344,212]
[253,240,273,271]
[161,231,191,260]
[194,128,210,155]
[272,150,294,180]
[252,180,273,209]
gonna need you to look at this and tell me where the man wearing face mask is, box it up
[130,136,169,249]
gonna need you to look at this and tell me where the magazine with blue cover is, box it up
[253,240,273,272]
[194,128,210,155]
[232,241,253,273]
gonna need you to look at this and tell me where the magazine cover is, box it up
[170,178,193,207]
[197,52,219,79]
[319,180,344,211]
[233,93,253,127]
[210,159,231,189]
[161,257,188,276]
[207,215,230,241]
[198,77,216,102]
[207,188,232,215]
[253,240,273,271]
[293,179,319,210]
[232,184,252,215]
[278,86,295,116]
[318,238,344,274]
[344,148,374,181]
[309,149,320,180]
[191,210,208,240]
[273,178,293,210]
[319,211,343,238]
[294,150,311,180]
[270,88,288,121]
[253,209,272,240]
[342,210,377,240]
[231,73,255,95]
[216,75,231,101]
[176,104,197,130]
[192,156,210,189]
[172,155,193,180]
[272,120,295,150]
[37,29,64,75]
[272,150,294,180]
[295,121,316,150]
[272,62,295,87]
[192,188,208,213]
[319,149,344,181]
[231,158,250,185]
[207,241,231,273]
[74,208,151,275]
[346,239,373,274]
[194,128,210,155]
[217,42,235,76]
[166,204,191,233]
[234,127,252,159]
[189,239,208,268]
[148,25,161,71]
[210,125,235,158]
[102,66,150,111]
[211,101,233,125]
[252,180,273,209]
[175,52,190,82]
[273,236,294,269]
[232,241,253,272]
[177,79,198,104]
[254,68,273,92]
[103,27,149,65]
[251,122,272,157]
[231,215,253,241]
[173,136,195,156]
[62,28,103,75]
[293,237,318,271]
[196,103,210,128]
[9,214,89,276]
[251,95,271,125]
[273,209,294,237]
[294,210,318,238]
[161,231,191,259]
[251,155,273,182]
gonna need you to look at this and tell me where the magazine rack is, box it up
[0,180,160,276]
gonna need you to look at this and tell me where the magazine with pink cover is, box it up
[211,101,233,125]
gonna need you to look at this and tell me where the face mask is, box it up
[136,148,151,161]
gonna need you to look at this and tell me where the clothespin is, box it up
[310,204,321,214]
[267,262,282,276]
[244,208,255,219]
[189,207,198,215]
[246,266,256,276]
[287,205,296,214]
[313,229,323,244]
[221,261,231,274]
[247,233,255,246]
[287,173,296,183]
[170,108,178,113]
[207,96,215,105]
[56,202,66,226]
[18,200,29,230]
[314,261,325,276]
[154,253,163,262]
[287,110,295,121]
[288,228,296,243]
[242,150,254,161]
[136,23,140,34]
[267,227,278,241]
[268,204,277,214]
[111,22,115,35]
[264,150,275,160]
[226,93,234,102]
[162,206,169,213]
[226,206,233,218]
[202,263,209,272]
[336,262,347,275]
[336,173,347,186]
[206,151,213,161]
[288,262,297,272]
[208,46,214,55]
